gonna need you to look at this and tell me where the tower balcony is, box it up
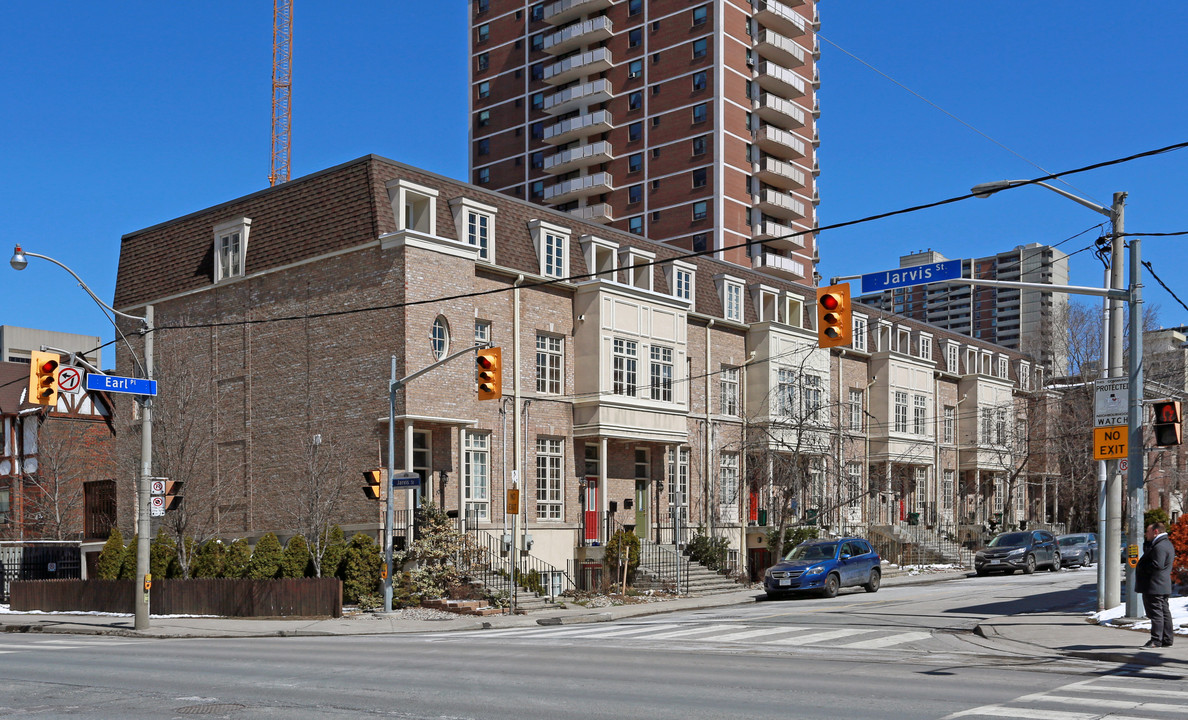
[544,140,614,174]
[756,93,806,131]
[543,109,613,145]
[757,61,807,98]
[756,123,807,160]
[753,0,808,38]
[544,172,614,204]
[753,219,806,252]
[756,187,806,221]
[756,155,806,191]
[543,78,613,115]
[752,251,807,281]
[568,202,614,224]
[544,47,614,85]
[543,16,614,55]
[755,28,806,68]
[542,0,613,26]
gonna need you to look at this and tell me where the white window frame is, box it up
[777,368,796,417]
[536,437,563,521]
[719,452,739,507]
[803,375,823,421]
[464,431,490,521]
[390,179,439,235]
[529,219,571,279]
[213,217,251,283]
[613,338,638,396]
[946,342,960,374]
[918,332,933,361]
[846,462,862,508]
[894,391,908,433]
[849,389,864,431]
[431,315,450,360]
[475,320,491,346]
[650,345,674,402]
[664,260,695,304]
[720,366,739,416]
[536,333,563,395]
[943,469,955,511]
[943,406,955,444]
[997,355,1009,379]
[852,315,868,352]
[913,394,927,435]
[450,198,498,263]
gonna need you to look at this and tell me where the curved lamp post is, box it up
[10,244,156,631]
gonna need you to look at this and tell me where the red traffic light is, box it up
[819,293,840,311]
[38,358,59,374]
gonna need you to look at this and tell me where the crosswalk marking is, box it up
[943,674,1188,720]
[765,628,868,645]
[710,626,802,643]
[564,623,682,639]
[644,623,742,640]
[837,631,931,649]
[1013,691,1188,715]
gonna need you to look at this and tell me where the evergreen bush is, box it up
[118,535,139,580]
[604,530,640,586]
[149,535,179,579]
[407,503,465,600]
[319,526,347,579]
[246,532,283,579]
[224,538,252,578]
[339,533,381,604]
[280,535,311,578]
[687,531,730,572]
[96,527,125,580]
[192,540,226,578]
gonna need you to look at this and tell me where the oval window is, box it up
[431,316,450,360]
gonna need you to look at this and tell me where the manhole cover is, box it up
[174,704,246,715]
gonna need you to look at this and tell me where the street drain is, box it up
[174,704,246,715]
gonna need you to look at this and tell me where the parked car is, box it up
[975,530,1061,575]
[764,538,881,599]
[1056,533,1098,568]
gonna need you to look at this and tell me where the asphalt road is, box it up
[0,567,1183,719]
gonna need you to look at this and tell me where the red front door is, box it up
[584,478,600,541]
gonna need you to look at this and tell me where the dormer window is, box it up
[852,314,868,351]
[619,247,655,291]
[918,332,933,361]
[449,197,497,263]
[213,217,251,283]
[1019,361,1031,390]
[752,285,781,323]
[529,219,570,279]
[664,260,695,304]
[580,235,618,282]
[714,274,745,322]
[388,179,438,235]
[946,342,960,374]
[997,355,1009,379]
[896,327,911,354]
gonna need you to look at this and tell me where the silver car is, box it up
[1056,533,1098,567]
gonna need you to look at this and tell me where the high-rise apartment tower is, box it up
[469,0,819,282]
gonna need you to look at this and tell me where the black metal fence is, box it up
[0,542,82,603]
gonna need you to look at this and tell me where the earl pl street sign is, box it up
[860,259,963,294]
[86,373,158,396]
[1093,426,1128,460]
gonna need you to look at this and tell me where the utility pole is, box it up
[1105,193,1126,610]
[1123,194,1146,619]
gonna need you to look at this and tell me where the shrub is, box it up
[604,530,640,586]
[767,526,819,558]
[192,540,226,579]
[96,527,125,580]
[150,535,179,579]
[118,535,139,580]
[225,538,252,578]
[339,533,381,604]
[246,532,283,579]
[319,526,347,579]
[687,531,730,572]
[1169,516,1188,586]
[280,535,311,578]
[1146,508,1171,530]
[407,503,465,600]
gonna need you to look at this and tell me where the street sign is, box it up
[507,488,521,513]
[86,373,158,396]
[1094,379,1129,427]
[391,471,421,488]
[150,480,166,495]
[1093,426,1127,460]
[57,367,83,394]
[860,259,963,294]
[149,495,166,517]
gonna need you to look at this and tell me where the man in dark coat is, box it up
[1135,521,1176,648]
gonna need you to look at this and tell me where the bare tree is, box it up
[20,415,103,540]
[283,427,352,578]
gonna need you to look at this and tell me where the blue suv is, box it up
[764,538,882,599]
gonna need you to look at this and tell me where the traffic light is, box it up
[362,469,383,500]
[1152,400,1183,447]
[28,351,61,406]
[476,347,502,400]
[164,480,184,511]
[816,284,852,348]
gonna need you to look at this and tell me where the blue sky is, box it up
[3,1,1185,368]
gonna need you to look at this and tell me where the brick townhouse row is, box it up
[111,154,1051,578]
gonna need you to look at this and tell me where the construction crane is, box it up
[269,0,293,186]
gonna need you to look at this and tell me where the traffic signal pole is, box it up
[382,342,494,613]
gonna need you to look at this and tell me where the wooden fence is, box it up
[9,578,342,618]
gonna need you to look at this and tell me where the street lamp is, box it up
[9,244,156,631]
[971,181,1144,617]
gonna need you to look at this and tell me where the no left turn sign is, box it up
[58,367,82,394]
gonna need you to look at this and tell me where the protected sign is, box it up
[1093,426,1127,460]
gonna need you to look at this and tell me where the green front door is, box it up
[635,480,649,537]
